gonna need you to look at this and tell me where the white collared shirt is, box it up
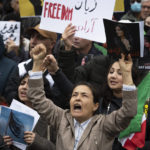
[74,118,91,150]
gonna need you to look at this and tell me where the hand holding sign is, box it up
[5,38,19,55]
[62,23,76,51]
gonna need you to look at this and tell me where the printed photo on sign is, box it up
[0,106,34,149]
[0,21,20,45]
[103,19,144,58]
[40,0,116,43]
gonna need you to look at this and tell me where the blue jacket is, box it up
[0,35,17,95]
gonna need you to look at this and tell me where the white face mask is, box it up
[131,2,141,12]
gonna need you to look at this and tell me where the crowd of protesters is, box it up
[0,0,150,150]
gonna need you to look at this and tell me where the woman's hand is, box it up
[24,131,36,144]
[119,53,134,85]
[62,23,76,51]
[3,135,13,146]
[5,38,19,55]
[31,44,47,61]
[31,43,47,72]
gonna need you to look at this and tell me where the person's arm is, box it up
[103,54,137,137]
[53,24,77,82]
[43,54,73,97]
[28,44,64,127]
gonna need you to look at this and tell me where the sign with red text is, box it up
[40,0,116,43]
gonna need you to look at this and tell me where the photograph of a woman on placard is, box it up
[114,24,133,56]
[103,19,141,59]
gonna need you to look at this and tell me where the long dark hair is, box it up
[114,24,133,55]
[101,58,140,109]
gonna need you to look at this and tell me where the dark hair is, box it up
[17,73,52,101]
[3,12,21,22]
[114,24,133,56]
[71,81,100,104]
[115,24,131,39]
[101,58,141,108]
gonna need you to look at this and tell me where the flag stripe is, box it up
[119,114,146,149]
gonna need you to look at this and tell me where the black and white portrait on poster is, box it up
[103,19,144,59]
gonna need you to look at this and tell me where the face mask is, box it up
[131,2,141,12]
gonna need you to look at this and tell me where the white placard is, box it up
[40,0,116,43]
[10,99,40,150]
[0,21,20,45]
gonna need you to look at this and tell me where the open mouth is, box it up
[20,91,27,97]
[110,81,118,85]
[74,104,82,111]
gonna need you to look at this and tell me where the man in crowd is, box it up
[141,0,150,20]
[121,0,150,21]
[54,23,107,82]
[4,24,63,106]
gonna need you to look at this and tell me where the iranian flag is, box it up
[119,72,150,149]
[119,114,146,149]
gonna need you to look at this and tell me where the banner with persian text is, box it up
[40,0,116,43]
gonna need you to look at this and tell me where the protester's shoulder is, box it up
[121,11,137,21]
[0,56,17,67]
[121,11,132,19]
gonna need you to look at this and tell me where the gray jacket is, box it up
[28,78,137,150]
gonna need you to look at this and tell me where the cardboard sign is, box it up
[0,21,20,45]
[40,0,116,43]
[103,19,144,58]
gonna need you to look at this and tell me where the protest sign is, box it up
[40,0,116,43]
[0,21,20,45]
[0,106,34,150]
[103,19,144,58]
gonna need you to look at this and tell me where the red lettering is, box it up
[76,18,98,33]
[91,18,98,32]
[56,4,61,19]
[44,2,73,21]
[48,3,53,18]
[44,2,49,17]
[61,5,66,20]
[51,3,57,19]
[61,5,73,21]
[68,8,73,21]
